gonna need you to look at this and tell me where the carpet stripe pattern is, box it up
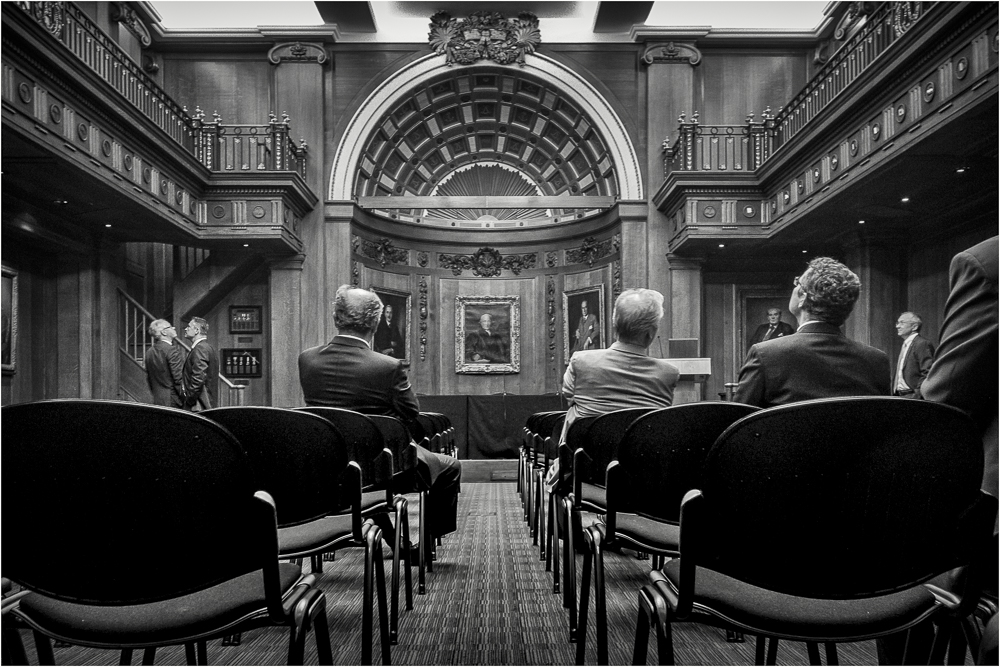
[11,482,877,665]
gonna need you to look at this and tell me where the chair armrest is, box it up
[344,462,364,541]
[572,448,590,509]
[675,488,704,619]
[604,461,622,542]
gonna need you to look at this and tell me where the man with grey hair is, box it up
[558,288,679,447]
[299,285,462,540]
[735,256,891,407]
[893,311,934,398]
[182,316,219,411]
[144,318,184,407]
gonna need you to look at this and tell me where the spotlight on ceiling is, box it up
[718,244,725,248]
[901,197,910,203]
[858,220,866,224]
[53,199,69,205]
[243,243,249,247]
[955,167,967,173]
[105,224,111,228]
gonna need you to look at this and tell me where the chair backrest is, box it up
[534,411,566,452]
[414,413,439,452]
[296,406,392,490]
[694,397,995,599]
[611,402,758,522]
[579,408,655,487]
[204,407,350,526]
[367,415,418,477]
[562,414,598,492]
[543,413,567,460]
[3,400,274,606]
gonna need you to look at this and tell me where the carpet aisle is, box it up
[14,482,877,665]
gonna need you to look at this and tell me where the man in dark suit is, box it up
[466,313,509,363]
[182,317,219,411]
[747,307,795,349]
[892,311,935,398]
[373,304,404,359]
[571,299,600,353]
[299,285,462,540]
[144,318,185,407]
[735,257,891,407]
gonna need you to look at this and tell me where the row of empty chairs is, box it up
[2,399,456,666]
[520,398,997,665]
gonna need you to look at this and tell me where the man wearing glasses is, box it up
[734,257,891,407]
[144,319,185,408]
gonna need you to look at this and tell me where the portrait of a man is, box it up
[456,295,520,374]
[371,286,410,364]
[563,285,605,360]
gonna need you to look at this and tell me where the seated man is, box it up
[298,285,462,543]
[547,288,679,487]
[735,256,891,407]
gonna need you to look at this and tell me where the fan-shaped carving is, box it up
[425,163,547,220]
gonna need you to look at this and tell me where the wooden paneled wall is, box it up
[696,52,809,124]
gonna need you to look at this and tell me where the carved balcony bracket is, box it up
[110,2,151,47]
[428,11,540,66]
[566,236,615,267]
[438,247,537,277]
[267,42,329,66]
[357,237,408,268]
[641,42,702,66]
[834,2,876,40]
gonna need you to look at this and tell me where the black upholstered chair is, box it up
[295,406,413,640]
[534,412,566,562]
[522,411,565,522]
[576,402,757,664]
[202,406,390,664]
[3,400,333,666]
[635,397,998,666]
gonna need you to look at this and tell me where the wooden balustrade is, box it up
[663,111,775,176]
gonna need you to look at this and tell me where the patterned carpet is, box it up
[13,483,878,665]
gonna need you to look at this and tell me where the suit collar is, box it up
[797,321,844,335]
[332,334,371,349]
[610,341,648,356]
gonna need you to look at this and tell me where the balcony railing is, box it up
[663,111,775,176]
[118,289,246,406]
[14,2,308,179]
[662,2,929,177]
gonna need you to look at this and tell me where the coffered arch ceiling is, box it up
[354,66,619,221]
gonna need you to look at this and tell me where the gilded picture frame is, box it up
[455,295,520,374]
[563,285,605,360]
[371,285,412,366]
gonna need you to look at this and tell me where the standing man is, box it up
[466,313,509,363]
[144,319,185,407]
[374,304,404,359]
[182,317,219,411]
[571,300,600,353]
[299,285,462,541]
[747,307,795,350]
[892,312,934,398]
[735,257,891,407]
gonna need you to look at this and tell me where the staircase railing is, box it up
[118,288,246,406]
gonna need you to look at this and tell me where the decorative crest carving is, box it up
[267,42,328,66]
[566,236,615,267]
[417,251,429,268]
[359,237,408,268]
[438,247,537,277]
[545,251,558,268]
[20,2,65,37]
[834,2,875,40]
[641,42,702,66]
[429,11,540,66]
[110,3,151,47]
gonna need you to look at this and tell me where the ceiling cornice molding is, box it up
[631,25,823,46]
[147,24,341,48]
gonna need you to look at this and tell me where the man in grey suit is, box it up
[735,257,891,407]
[144,319,184,407]
[182,317,219,411]
[892,312,935,398]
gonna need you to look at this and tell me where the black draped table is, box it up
[417,394,565,459]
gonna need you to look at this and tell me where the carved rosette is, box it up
[438,247,536,277]
[417,251,429,268]
[641,42,702,66]
[267,42,328,66]
[566,236,615,267]
[429,11,540,66]
[359,237,408,268]
[545,251,558,268]
[418,276,429,362]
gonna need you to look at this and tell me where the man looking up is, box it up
[893,311,934,398]
[182,317,219,411]
[144,319,184,408]
[299,285,462,542]
[735,257,891,407]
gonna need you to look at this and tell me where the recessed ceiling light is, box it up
[901,197,910,203]
[243,243,249,247]
[53,199,68,205]
[858,220,865,224]
[955,167,967,173]
[718,244,725,248]
[105,224,112,228]
[802,250,808,253]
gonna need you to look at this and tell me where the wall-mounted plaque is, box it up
[229,306,262,334]
[221,348,263,378]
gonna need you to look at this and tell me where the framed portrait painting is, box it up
[455,295,520,374]
[739,287,797,357]
[563,285,605,360]
[371,286,411,365]
[2,265,18,374]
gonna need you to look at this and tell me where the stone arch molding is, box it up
[329,53,643,202]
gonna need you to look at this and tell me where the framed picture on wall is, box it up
[371,286,411,366]
[739,288,797,358]
[2,265,18,375]
[563,285,605,360]
[455,295,520,374]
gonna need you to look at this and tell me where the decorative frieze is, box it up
[438,247,536,277]
[566,236,616,267]
[357,237,408,268]
[428,11,540,66]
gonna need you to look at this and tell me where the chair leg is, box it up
[538,483,546,560]
[372,530,392,665]
[754,636,766,665]
[418,491,427,595]
[401,511,413,611]
[532,472,542,545]
[311,554,323,574]
[928,620,955,666]
[946,630,967,666]
[309,593,334,666]
[565,499,578,643]
[589,529,609,665]
[576,537,593,666]
[824,643,839,666]
[184,642,197,665]
[389,502,405,644]
[33,631,55,666]
[363,528,375,666]
[196,641,207,666]
[120,648,134,666]
[2,625,28,666]
[633,588,652,666]
[806,641,821,666]
[546,491,555,572]
[552,494,562,594]
[765,637,778,665]
[141,647,156,665]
